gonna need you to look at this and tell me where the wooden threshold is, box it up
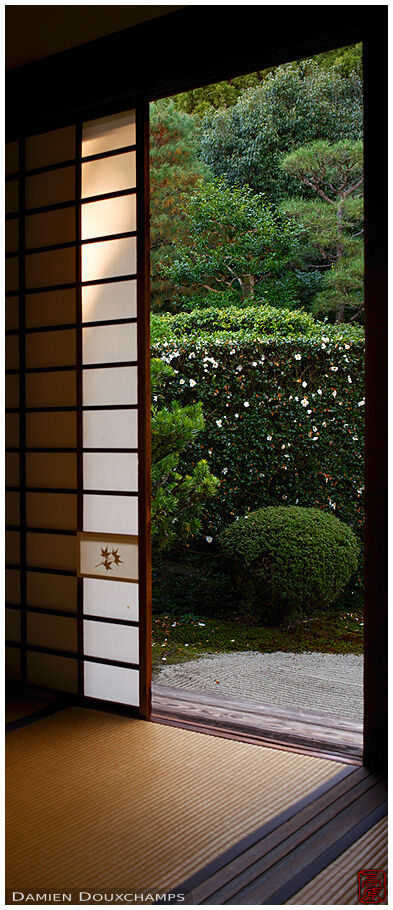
[151,683,363,764]
[168,766,387,905]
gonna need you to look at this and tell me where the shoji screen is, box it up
[5,107,151,714]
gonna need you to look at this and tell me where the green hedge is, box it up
[151,318,365,558]
[151,304,320,342]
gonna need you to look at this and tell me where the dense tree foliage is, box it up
[159,179,300,309]
[173,44,362,116]
[198,61,363,204]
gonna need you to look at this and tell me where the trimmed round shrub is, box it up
[219,506,361,625]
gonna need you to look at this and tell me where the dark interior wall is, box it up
[5,4,388,771]
[5,5,184,69]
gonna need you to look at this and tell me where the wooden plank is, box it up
[152,684,363,732]
[152,684,363,758]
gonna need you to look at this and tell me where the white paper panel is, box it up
[83,495,138,535]
[26,329,76,368]
[82,111,136,157]
[5,531,20,565]
[5,569,20,604]
[27,612,77,652]
[83,452,138,492]
[82,236,136,282]
[26,453,77,489]
[6,217,19,253]
[82,194,136,241]
[26,207,75,249]
[27,651,78,693]
[83,366,137,407]
[5,373,19,408]
[84,661,139,706]
[84,620,139,664]
[79,535,138,582]
[26,126,76,169]
[5,140,19,175]
[5,492,20,527]
[27,571,77,612]
[82,279,137,323]
[26,371,76,408]
[5,646,21,682]
[5,297,19,332]
[82,152,136,199]
[26,288,76,328]
[25,247,75,289]
[83,409,137,449]
[83,577,138,621]
[5,257,19,293]
[6,608,21,643]
[82,323,137,364]
[5,334,19,369]
[25,166,75,209]
[26,412,77,448]
[5,414,19,448]
[5,453,20,487]
[26,493,77,531]
[27,533,77,572]
[5,180,19,214]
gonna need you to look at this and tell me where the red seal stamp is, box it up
[358,870,386,903]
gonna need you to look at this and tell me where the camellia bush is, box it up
[151,308,365,553]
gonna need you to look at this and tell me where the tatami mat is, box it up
[287,815,388,904]
[6,707,345,898]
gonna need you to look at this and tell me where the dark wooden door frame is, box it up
[5,7,387,772]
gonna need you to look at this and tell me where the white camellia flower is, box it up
[216,419,223,427]
[235,413,239,418]
[244,401,250,407]
[301,398,309,407]
[189,379,196,387]
[206,536,213,543]
[348,376,352,383]
[222,467,228,475]
[317,389,322,395]
[358,399,365,407]
[267,435,272,441]
[179,379,185,385]
[332,390,337,397]
[294,353,302,360]
[252,361,258,367]
[302,381,307,387]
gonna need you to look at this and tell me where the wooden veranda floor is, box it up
[152,683,363,763]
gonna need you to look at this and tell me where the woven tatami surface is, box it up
[6,707,344,897]
[287,815,388,904]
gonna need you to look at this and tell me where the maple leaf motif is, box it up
[111,548,123,565]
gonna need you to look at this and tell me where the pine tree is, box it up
[150,98,210,312]
[151,359,219,550]
[280,140,363,322]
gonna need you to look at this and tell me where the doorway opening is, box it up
[149,45,365,761]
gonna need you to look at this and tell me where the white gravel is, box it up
[153,651,363,721]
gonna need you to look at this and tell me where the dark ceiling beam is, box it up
[5,5,381,138]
